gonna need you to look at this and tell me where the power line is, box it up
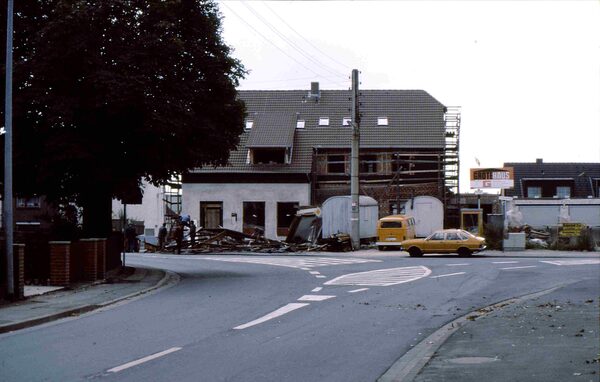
[242,76,348,85]
[221,2,327,79]
[262,1,352,73]
[241,2,347,80]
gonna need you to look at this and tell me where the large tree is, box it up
[1,0,246,236]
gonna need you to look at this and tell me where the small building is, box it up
[504,159,600,199]
[503,159,600,229]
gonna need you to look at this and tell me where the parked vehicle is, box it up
[376,215,416,250]
[400,229,486,257]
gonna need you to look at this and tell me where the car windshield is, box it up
[460,229,476,238]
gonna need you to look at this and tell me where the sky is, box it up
[217,1,600,193]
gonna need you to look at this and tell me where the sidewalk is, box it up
[381,278,600,382]
[0,267,177,334]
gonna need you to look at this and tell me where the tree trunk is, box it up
[81,189,113,238]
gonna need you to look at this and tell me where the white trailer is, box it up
[404,196,444,237]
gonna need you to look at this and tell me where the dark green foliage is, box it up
[483,222,503,250]
[1,1,246,235]
[550,228,594,251]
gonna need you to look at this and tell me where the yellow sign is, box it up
[560,223,584,237]
[470,167,514,189]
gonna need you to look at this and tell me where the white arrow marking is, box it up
[108,347,182,373]
[234,303,309,330]
[298,295,336,302]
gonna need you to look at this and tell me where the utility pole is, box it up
[350,69,360,250]
[4,0,14,297]
[122,203,127,268]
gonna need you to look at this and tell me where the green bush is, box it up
[484,223,503,250]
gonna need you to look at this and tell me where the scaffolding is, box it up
[443,106,461,225]
[163,176,182,226]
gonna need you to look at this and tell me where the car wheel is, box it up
[408,247,422,257]
[457,247,472,257]
[378,246,386,251]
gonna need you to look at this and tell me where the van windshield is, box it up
[381,221,403,228]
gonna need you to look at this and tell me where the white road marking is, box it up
[492,261,520,264]
[348,288,370,293]
[309,271,320,275]
[107,347,182,373]
[316,275,327,278]
[446,263,470,266]
[430,272,466,279]
[199,256,380,269]
[324,266,431,287]
[540,259,600,266]
[297,295,336,302]
[311,287,323,292]
[501,265,537,270]
[234,303,309,330]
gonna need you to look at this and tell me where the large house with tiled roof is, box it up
[182,83,460,239]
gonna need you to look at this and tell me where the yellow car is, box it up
[400,229,486,257]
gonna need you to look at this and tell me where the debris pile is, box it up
[146,227,354,254]
[508,224,550,248]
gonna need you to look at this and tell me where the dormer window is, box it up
[245,120,254,130]
[296,120,305,129]
[556,186,571,198]
[377,117,388,126]
[342,117,351,127]
[527,186,541,198]
[318,117,329,126]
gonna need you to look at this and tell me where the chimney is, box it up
[308,82,320,102]
[536,158,543,164]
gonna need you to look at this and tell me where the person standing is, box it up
[125,224,137,252]
[173,223,184,254]
[158,223,168,251]
[189,220,196,247]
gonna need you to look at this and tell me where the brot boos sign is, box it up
[470,167,514,189]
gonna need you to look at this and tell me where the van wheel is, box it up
[457,247,472,257]
[408,247,422,257]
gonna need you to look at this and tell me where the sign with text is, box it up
[470,167,514,189]
[560,223,585,237]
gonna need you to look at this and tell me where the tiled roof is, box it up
[503,161,600,197]
[192,88,446,174]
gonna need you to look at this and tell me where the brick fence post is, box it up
[95,238,107,280]
[80,239,98,282]
[13,244,25,299]
[49,241,71,286]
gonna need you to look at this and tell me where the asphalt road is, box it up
[0,251,598,381]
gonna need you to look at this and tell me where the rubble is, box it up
[149,227,353,254]
[508,224,551,248]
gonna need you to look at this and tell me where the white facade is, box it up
[182,182,311,240]
[111,182,165,236]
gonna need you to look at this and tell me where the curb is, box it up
[377,284,568,382]
[0,269,180,335]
